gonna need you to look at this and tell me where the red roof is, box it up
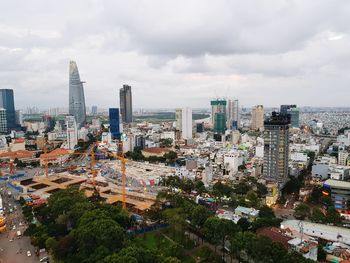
[14,138,25,144]
[40,148,70,158]
[256,227,292,249]
[142,148,171,154]
[0,150,35,159]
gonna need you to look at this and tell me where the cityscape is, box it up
[0,1,350,263]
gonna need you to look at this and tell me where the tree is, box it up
[308,186,322,204]
[164,151,177,163]
[230,232,255,262]
[163,208,186,239]
[310,208,326,223]
[203,217,222,251]
[213,181,233,197]
[237,217,251,231]
[233,182,251,195]
[294,203,311,220]
[256,183,268,197]
[191,205,210,228]
[326,207,342,225]
[160,138,173,148]
[259,206,275,219]
[245,190,259,208]
[194,180,206,194]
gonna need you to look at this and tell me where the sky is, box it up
[0,0,349,109]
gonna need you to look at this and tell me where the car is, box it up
[9,239,13,242]
[12,225,16,230]
[27,250,31,257]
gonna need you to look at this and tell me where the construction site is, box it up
[1,141,175,215]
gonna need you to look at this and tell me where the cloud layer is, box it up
[0,0,349,109]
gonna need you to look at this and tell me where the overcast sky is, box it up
[0,0,349,109]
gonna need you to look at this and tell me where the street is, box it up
[0,173,39,263]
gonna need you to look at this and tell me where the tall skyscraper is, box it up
[91,105,98,115]
[181,107,193,140]
[0,108,7,133]
[227,99,240,129]
[66,115,78,150]
[119,84,133,123]
[263,112,290,184]
[0,89,16,130]
[69,61,86,127]
[15,110,23,127]
[211,99,227,134]
[251,105,264,130]
[280,104,300,128]
[175,108,182,130]
[109,108,121,140]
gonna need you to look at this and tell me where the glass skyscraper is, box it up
[119,85,133,123]
[69,61,86,127]
[280,104,299,128]
[109,108,121,140]
[0,89,16,130]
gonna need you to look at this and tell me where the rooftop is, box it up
[324,179,350,189]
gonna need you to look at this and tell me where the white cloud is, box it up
[0,0,349,109]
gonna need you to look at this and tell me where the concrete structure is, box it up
[234,206,259,221]
[119,84,133,123]
[339,151,349,166]
[66,115,78,150]
[0,108,6,133]
[15,110,23,127]
[181,107,192,140]
[91,105,98,115]
[0,89,16,130]
[263,112,290,184]
[323,179,350,215]
[281,220,350,245]
[288,238,318,261]
[251,105,264,130]
[69,61,86,127]
[227,99,239,129]
[40,148,70,166]
[175,108,182,131]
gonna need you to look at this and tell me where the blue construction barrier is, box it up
[9,173,25,179]
[7,182,23,193]
[0,177,8,181]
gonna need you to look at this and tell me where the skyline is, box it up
[0,1,350,109]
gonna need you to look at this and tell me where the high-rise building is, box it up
[175,108,182,130]
[251,105,264,130]
[0,89,16,130]
[280,105,299,128]
[228,99,240,129]
[69,61,86,127]
[109,108,121,140]
[91,105,98,115]
[15,110,23,127]
[263,112,290,184]
[119,84,133,123]
[66,115,78,150]
[181,107,192,140]
[214,112,227,134]
[0,108,7,133]
[211,99,227,133]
